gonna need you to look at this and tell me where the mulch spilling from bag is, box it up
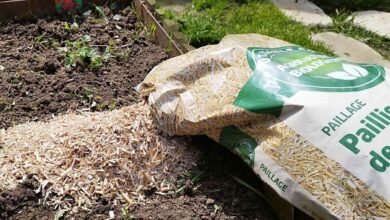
[0,103,198,216]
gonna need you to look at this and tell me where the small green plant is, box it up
[122,207,135,219]
[82,86,94,102]
[0,97,12,111]
[92,4,109,23]
[34,33,48,45]
[33,33,58,48]
[146,23,157,39]
[163,9,175,20]
[64,22,79,32]
[59,35,111,69]
[130,33,141,41]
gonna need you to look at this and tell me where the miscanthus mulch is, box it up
[0,103,198,212]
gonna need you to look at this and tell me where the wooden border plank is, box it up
[134,0,184,57]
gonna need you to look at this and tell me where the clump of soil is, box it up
[0,6,167,129]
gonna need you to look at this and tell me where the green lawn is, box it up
[174,0,389,60]
[178,0,331,54]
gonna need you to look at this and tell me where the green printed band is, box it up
[234,46,386,116]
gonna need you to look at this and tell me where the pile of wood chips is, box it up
[0,103,198,212]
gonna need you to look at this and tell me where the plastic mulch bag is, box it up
[138,34,390,219]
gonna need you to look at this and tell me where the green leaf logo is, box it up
[327,64,368,80]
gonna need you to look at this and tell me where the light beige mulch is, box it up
[0,103,198,212]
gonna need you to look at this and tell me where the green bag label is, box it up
[234,46,386,116]
[220,126,257,167]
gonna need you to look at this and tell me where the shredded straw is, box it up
[0,103,197,212]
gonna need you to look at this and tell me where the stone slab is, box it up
[312,32,390,68]
[159,0,191,14]
[270,0,332,26]
[352,11,390,38]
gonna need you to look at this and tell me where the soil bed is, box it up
[0,6,167,129]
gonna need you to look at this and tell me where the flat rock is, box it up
[270,0,332,26]
[159,0,191,14]
[352,11,390,38]
[312,32,390,68]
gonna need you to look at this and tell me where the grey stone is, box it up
[352,11,390,38]
[162,19,179,32]
[146,0,157,7]
[172,31,187,42]
[270,0,332,26]
[312,32,390,68]
[159,0,191,14]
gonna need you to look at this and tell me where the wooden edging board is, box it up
[134,0,184,57]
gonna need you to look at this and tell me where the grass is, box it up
[312,10,390,60]
[178,0,331,54]
[176,0,389,60]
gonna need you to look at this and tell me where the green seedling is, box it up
[108,99,117,110]
[130,33,141,41]
[0,97,12,111]
[82,86,94,102]
[34,33,49,46]
[8,72,21,84]
[92,4,109,23]
[175,170,205,194]
[33,33,58,48]
[122,207,135,220]
[146,23,157,39]
[64,22,79,32]
[59,35,111,69]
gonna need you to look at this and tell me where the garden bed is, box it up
[0,5,167,129]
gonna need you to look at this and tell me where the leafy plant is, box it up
[64,22,79,32]
[93,4,109,23]
[33,33,58,48]
[59,35,111,69]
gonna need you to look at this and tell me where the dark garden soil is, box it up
[0,6,167,129]
[0,5,280,220]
